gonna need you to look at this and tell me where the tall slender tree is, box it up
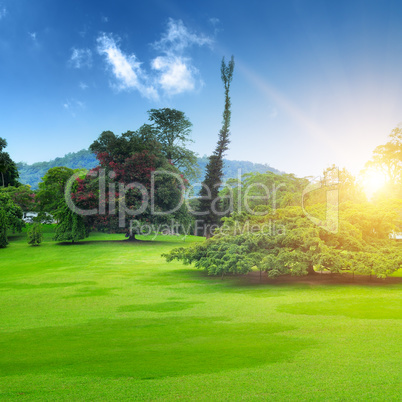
[198,56,235,238]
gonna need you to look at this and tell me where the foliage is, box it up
[0,137,19,187]
[27,223,43,246]
[74,156,189,238]
[0,185,35,211]
[165,203,402,279]
[89,127,161,165]
[198,56,235,237]
[54,204,88,243]
[148,108,199,180]
[0,192,24,233]
[36,166,75,213]
[82,130,192,239]
[0,207,8,248]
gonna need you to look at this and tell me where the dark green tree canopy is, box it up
[37,167,75,213]
[0,137,20,187]
[0,192,24,233]
[0,185,35,211]
[89,127,161,165]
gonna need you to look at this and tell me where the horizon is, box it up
[2,1,402,178]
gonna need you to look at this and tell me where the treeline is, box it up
[17,149,283,189]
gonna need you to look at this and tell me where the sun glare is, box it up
[362,169,388,197]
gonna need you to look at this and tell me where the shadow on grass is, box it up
[278,297,402,319]
[118,301,204,313]
[7,234,25,241]
[64,286,119,298]
[155,267,402,296]
[55,240,129,246]
[0,316,311,379]
[54,239,185,246]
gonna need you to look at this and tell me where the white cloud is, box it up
[151,19,212,96]
[152,56,196,95]
[0,7,7,20]
[97,33,158,100]
[96,19,212,99]
[153,18,212,55]
[209,17,222,35]
[79,81,88,90]
[29,32,37,41]
[69,48,92,69]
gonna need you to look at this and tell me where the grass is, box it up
[0,228,401,400]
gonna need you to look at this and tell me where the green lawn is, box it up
[0,228,401,400]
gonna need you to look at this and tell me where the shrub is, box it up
[27,223,43,246]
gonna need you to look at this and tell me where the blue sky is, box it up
[1,0,402,178]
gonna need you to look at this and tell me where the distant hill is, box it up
[17,150,98,189]
[17,149,283,189]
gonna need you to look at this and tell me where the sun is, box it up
[362,169,388,197]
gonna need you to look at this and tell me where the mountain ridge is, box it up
[17,149,284,189]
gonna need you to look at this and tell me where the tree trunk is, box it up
[127,234,138,241]
[307,264,317,275]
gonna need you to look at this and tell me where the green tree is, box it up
[0,185,35,211]
[165,203,402,279]
[27,223,43,246]
[54,204,88,243]
[87,128,193,240]
[36,167,75,213]
[0,207,8,248]
[0,137,19,187]
[148,108,198,180]
[198,56,235,237]
[0,192,24,233]
[89,128,161,164]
